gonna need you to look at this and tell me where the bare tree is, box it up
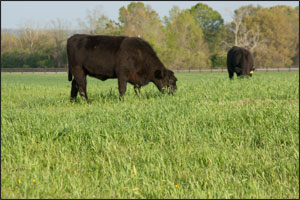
[77,6,109,34]
[18,20,42,53]
[238,25,260,51]
[225,8,262,52]
[50,18,70,67]
[226,8,246,46]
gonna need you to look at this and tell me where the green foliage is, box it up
[163,8,210,69]
[210,53,226,68]
[1,72,299,198]
[103,20,122,36]
[190,3,224,30]
[190,3,224,53]
[251,5,297,67]
[1,50,27,68]
[1,50,53,68]
[234,4,263,18]
[163,6,181,26]
[119,2,161,37]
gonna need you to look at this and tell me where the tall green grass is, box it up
[1,72,299,198]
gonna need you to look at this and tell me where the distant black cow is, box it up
[67,34,177,101]
[226,46,255,79]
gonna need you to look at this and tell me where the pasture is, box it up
[1,72,299,198]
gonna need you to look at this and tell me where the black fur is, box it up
[227,46,255,79]
[67,34,177,100]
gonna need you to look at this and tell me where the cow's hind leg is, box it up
[77,77,88,101]
[73,66,88,101]
[70,79,78,101]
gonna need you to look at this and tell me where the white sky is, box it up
[1,1,299,29]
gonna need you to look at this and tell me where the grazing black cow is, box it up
[226,46,255,79]
[67,34,177,101]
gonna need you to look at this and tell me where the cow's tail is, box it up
[67,40,72,82]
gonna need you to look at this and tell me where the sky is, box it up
[1,1,299,29]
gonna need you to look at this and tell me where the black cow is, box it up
[67,34,177,101]
[226,46,255,79]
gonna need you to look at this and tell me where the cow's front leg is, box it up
[228,71,234,79]
[118,77,128,99]
[76,79,88,102]
[153,80,164,93]
[134,85,141,96]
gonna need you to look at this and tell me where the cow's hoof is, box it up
[70,97,77,102]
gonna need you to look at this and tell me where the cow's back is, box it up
[67,34,126,63]
[67,34,127,78]
[227,46,252,67]
[227,46,242,67]
[227,46,254,77]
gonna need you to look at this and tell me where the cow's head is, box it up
[235,66,255,77]
[236,51,255,77]
[249,67,255,77]
[154,69,177,94]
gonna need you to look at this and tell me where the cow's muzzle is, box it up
[167,86,177,95]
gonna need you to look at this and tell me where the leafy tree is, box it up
[189,3,224,53]
[119,2,158,36]
[246,5,298,67]
[1,49,52,68]
[1,33,19,56]
[209,53,226,68]
[164,8,210,69]
[290,6,299,66]
[189,3,226,68]
[163,5,181,26]
[103,20,122,36]
[119,2,162,40]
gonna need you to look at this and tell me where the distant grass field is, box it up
[1,72,299,199]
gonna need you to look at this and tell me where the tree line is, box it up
[1,2,299,69]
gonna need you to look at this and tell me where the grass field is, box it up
[1,72,299,198]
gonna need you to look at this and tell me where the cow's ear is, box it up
[154,70,163,79]
[235,67,241,73]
